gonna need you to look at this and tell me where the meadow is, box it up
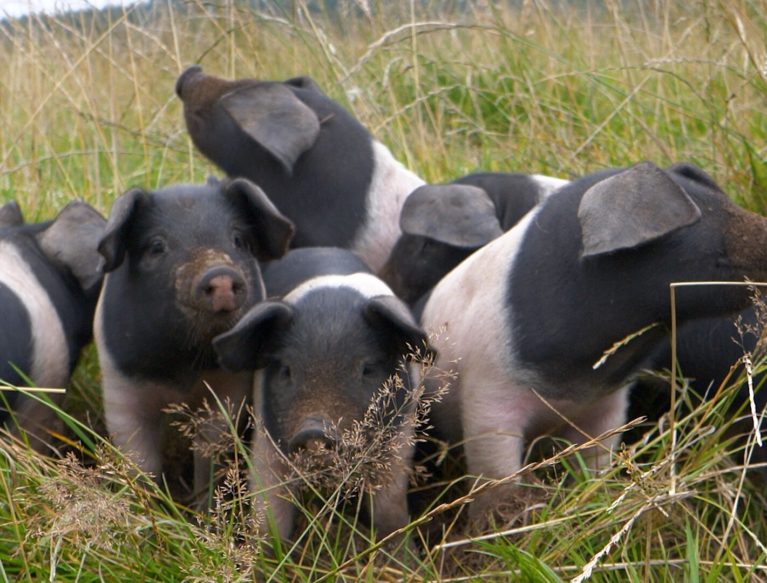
[0,0,766,580]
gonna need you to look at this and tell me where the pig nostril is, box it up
[208,276,234,296]
[195,271,245,313]
[305,437,328,452]
[288,428,335,453]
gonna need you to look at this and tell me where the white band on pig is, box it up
[531,175,570,199]
[0,241,69,388]
[284,272,394,304]
[350,141,426,273]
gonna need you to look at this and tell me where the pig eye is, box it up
[361,361,383,378]
[232,231,249,251]
[146,238,167,257]
[278,364,292,383]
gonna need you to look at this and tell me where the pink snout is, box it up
[288,416,337,453]
[195,267,246,313]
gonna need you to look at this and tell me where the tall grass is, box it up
[1,0,766,579]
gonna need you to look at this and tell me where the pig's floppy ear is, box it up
[98,188,148,273]
[0,200,23,228]
[284,75,322,92]
[667,162,723,193]
[364,295,436,361]
[578,161,702,258]
[220,83,321,175]
[38,202,107,292]
[213,301,294,372]
[224,178,295,262]
[401,184,503,249]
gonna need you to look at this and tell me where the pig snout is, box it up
[288,416,337,453]
[195,267,246,313]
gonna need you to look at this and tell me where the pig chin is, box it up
[179,304,244,345]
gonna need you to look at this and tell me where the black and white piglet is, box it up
[175,67,424,272]
[0,200,105,449]
[380,172,569,304]
[420,162,767,517]
[213,247,430,539]
[95,178,293,496]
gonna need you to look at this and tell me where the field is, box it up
[1,0,767,580]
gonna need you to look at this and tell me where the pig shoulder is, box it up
[422,207,539,383]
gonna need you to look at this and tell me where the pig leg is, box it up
[12,393,65,453]
[368,433,414,539]
[559,385,629,472]
[460,374,532,521]
[250,425,295,540]
[461,377,529,478]
[191,369,252,507]
[101,369,171,478]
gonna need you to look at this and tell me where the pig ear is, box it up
[0,200,23,227]
[224,178,295,261]
[284,75,321,91]
[578,162,702,258]
[401,184,503,248]
[220,83,321,174]
[37,202,107,292]
[98,188,148,273]
[174,64,203,98]
[364,295,436,360]
[213,301,294,372]
[667,162,723,193]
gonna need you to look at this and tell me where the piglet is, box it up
[175,67,424,272]
[95,178,293,497]
[380,172,569,304]
[420,162,767,517]
[0,200,105,449]
[213,247,431,540]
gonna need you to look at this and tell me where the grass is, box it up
[1,0,767,580]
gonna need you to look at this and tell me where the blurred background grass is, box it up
[1,0,764,215]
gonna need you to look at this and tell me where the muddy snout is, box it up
[195,266,246,313]
[176,251,251,316]
[288,416,337,454]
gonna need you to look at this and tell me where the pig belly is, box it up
[461,373,629,479]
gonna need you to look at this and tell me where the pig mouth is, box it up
[179,307,243,348]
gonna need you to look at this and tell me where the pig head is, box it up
[420,161,767,517]
[0,200,105,449]
[214,251,430,540]
[381,172,569,304]
[175,66,424,272]
[95,178,293,498]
